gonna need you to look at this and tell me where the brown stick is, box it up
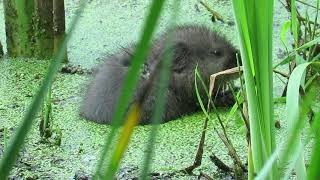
[209,154,232,173]
[214,129,246,172]
[198,172,214,180]
[199,0,225,22]
[273,69,290,79]
[184,117,209,174]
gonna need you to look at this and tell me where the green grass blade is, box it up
[296,36,320,51]
[228,92,243,117]
[307,112,320,180]
[255,147,280,180]
[94,0,167,179]
[282,76,318,180]
[274,36,320,68]
[194,66,210,119]
[257,65,316,179]
[280,21,291,52]
[139,1,180,179]
[0,1,87,179]
[281,62,311,179]
[232,0,277,178]
[274,54,295,68]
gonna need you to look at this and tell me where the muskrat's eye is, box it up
[121,58,130,66]
[209,49,222,57]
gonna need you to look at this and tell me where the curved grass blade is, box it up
[256,62,313,179]
[282,62,311,179]
[228,92,243,117]
[0,1,87,179]
[139,1,180,179]
[280,21,291,52]
[94,0,167,178]
[281,78,318,180]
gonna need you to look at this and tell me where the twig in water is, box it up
[209,154,232,173]
[198,171,214,180]
[199,0,225,22]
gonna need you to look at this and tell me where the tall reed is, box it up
[232,0,278,179]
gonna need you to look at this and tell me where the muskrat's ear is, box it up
[172,42,190,73]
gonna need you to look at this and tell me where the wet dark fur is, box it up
[81,25,238,125]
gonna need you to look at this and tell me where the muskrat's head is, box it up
[169,25,239,98]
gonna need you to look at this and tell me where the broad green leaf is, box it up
[282,62,312,179]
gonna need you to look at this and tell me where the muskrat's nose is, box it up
[236,51,242,66]
[226,50,241,69]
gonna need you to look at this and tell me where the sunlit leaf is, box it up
[280,21,291,52]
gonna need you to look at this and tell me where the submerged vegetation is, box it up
[0,0,319,179]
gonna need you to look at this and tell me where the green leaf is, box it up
[194,65,210,119]
[274,54,295,68]
[307,112,320,180]
[280,21,291,52]
[296,36,320,51]
[274,36,320,68]
[281,62,311,179]
[257,62,315,179]
[232,0,277,178]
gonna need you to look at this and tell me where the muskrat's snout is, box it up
[226,49,241,69]
[235,50,242,66]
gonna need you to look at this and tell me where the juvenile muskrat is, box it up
[80,25,238,125]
